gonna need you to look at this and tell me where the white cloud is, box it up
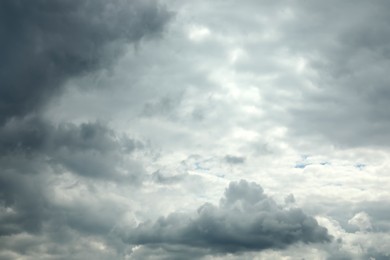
[188,25,211,42]
[348,212,372,232]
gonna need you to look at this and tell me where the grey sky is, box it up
[1,0,390,259]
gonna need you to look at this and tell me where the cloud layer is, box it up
[0,0,170,123]
[2,0,390,259]
[124,180,331,256]
[0,1,171,259]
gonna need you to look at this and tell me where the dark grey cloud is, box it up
[277,1,390,147]
[0,121,144,258]
[3,0,390,259]
[224,155,245,164]
[0,118,145,239]
[0,1,171,258]
[0,117,144,181]
[142,95,183,118]
[151,170,185,184]
[208,0,390,148]
[0,0,171,124]
[0,170,49,236]
[364,249,390,260]
[0,117,148,258]
[123,180,331,256]
[285,194,295,205]
[0,164,130,258]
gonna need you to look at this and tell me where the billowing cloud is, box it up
[0,117,144,181]
[123,180,331,256]
[0,1,171,258]
[2,0,390,259]
[0,118,144,237]
[0,0,170,124]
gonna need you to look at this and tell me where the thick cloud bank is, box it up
[0,1,171,259]
[2,0,390,259]
[124,180,331,255]
[0,117,144,181]
[0,0,170,123]
[281,1,390,147]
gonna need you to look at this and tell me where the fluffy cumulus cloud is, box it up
[2,0,390,259]
[124,180,331,257]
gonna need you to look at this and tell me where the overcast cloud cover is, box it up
[1,0,390,259]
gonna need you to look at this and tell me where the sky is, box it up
[1,0,390,259]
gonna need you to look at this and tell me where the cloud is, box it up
[0,119,146,239]
[276,1,390,147]
[123,180,331,256]
[348,212,372,232]
[0,117,144,181]
[0,0,171,124]
[0,1,171,258]
[2,0,390,259]
[224,155,245,164]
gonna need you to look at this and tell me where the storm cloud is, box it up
[2,0,390,259]
[0,0,170,123]
[0,117,144,180]
[0,1,171,259]
[124,180,331,255]
[278,0,390,147]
